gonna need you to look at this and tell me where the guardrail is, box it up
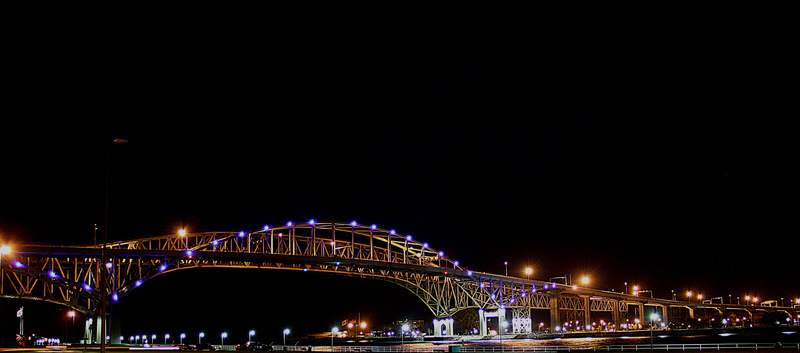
[272,342,800,352]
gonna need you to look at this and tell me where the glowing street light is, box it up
[282,328,290,347]
[248,330,255,343]
[164,334,170,344]
[180,333,185,345]
[67,310,76,343]
[524,267,533,279]
[179,229,187,249]
[581,276,590,285]
[400,323,410,352]
[221,332,227,345]
[330,327,338,351]
[198,332,204,344]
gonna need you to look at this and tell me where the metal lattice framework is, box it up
[2,221,797,325]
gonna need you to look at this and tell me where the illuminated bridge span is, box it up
[2,221,797,341]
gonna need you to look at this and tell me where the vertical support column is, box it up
[478,309,487,337]
[636,303,644,326]
[84,317,93,343]
[549,291,561,331]
[432,318,454,337]
[660,305,669,327]
[498,307,507,334]
[612,300,621,330]
[94,315,103,344]
[583,296,591,328]
[687,306,695,319]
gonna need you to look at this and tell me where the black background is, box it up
[1,5,797,344]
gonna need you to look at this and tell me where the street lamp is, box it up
[180,333,185,345]
[524,267,533,279]
[67,311,76,343]
[179,229,187,249]
[283,328,290,347]
[581,276,590,286]
[0,245,11,300]
[221,332,227,345]
[198,332,204,344]
[649,313,660,347]
[248,330,255,343]
[331,327,339,352]
[504,261,508,276]
[165,334,170,344]
[401,324,410,352]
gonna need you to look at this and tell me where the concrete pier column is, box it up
[478,309,487,337]
[612,300,621,329]
[84,317,94,344]
[583,297,591,327]
[432,318,453,337]
[636,303,644,326]
[549,291,561,330]
[659,305,668,326]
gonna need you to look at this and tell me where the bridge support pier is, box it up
[84,317,94,343]
[612,300,620,329]
[432,318,454,337]
[478,307,506,337]
[549,291,561,331]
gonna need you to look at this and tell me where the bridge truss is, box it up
[2,221,797,332]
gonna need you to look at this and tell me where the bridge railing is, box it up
[272,342,800,352]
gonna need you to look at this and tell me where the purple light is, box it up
[532,287,537,293]
[159,264,168,272]
[350,220,358,227]
[238,231,246,237]
[263,225,270,231]
[480,282,485,288]
[544,284,549,290]
[389,229,396,235]
[303,268,308,272]
[453,260,460,267]
[553,283,558,288]
[405,235,412,241]
[48,271,58,279]
[521,292,526,298]
[370,224,377,230]
[185,249,193,257]
[83,283,92,291]
[134,279,143,287]
[13,261,24,268]
[422,243,429,248]
[467,270,473,276]
[491,294,496,300]
[112,292,119,302]
[286,221,293,227]
[437,251,444,257]
[308,219,315,225]
[212,239,219,246]
[510,298,516,304]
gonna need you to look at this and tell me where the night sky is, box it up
[2,7,797,344]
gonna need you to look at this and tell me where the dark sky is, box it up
[2,6,797,342]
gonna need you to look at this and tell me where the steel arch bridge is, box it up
[2,220,797,337]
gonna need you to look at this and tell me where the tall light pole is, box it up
[331,327,339,352]
[180,333,185,345]
[400,324,410,353]
[524,267,533,280]
[198,332,204,344]
[283,328,290,347]
[221,332,227,346]
[101,137,128,353]
[248,330,255,344]
[165,334,170,344]
[649,313,660,348]
[67,311,76,343]
[504,261,508,276]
